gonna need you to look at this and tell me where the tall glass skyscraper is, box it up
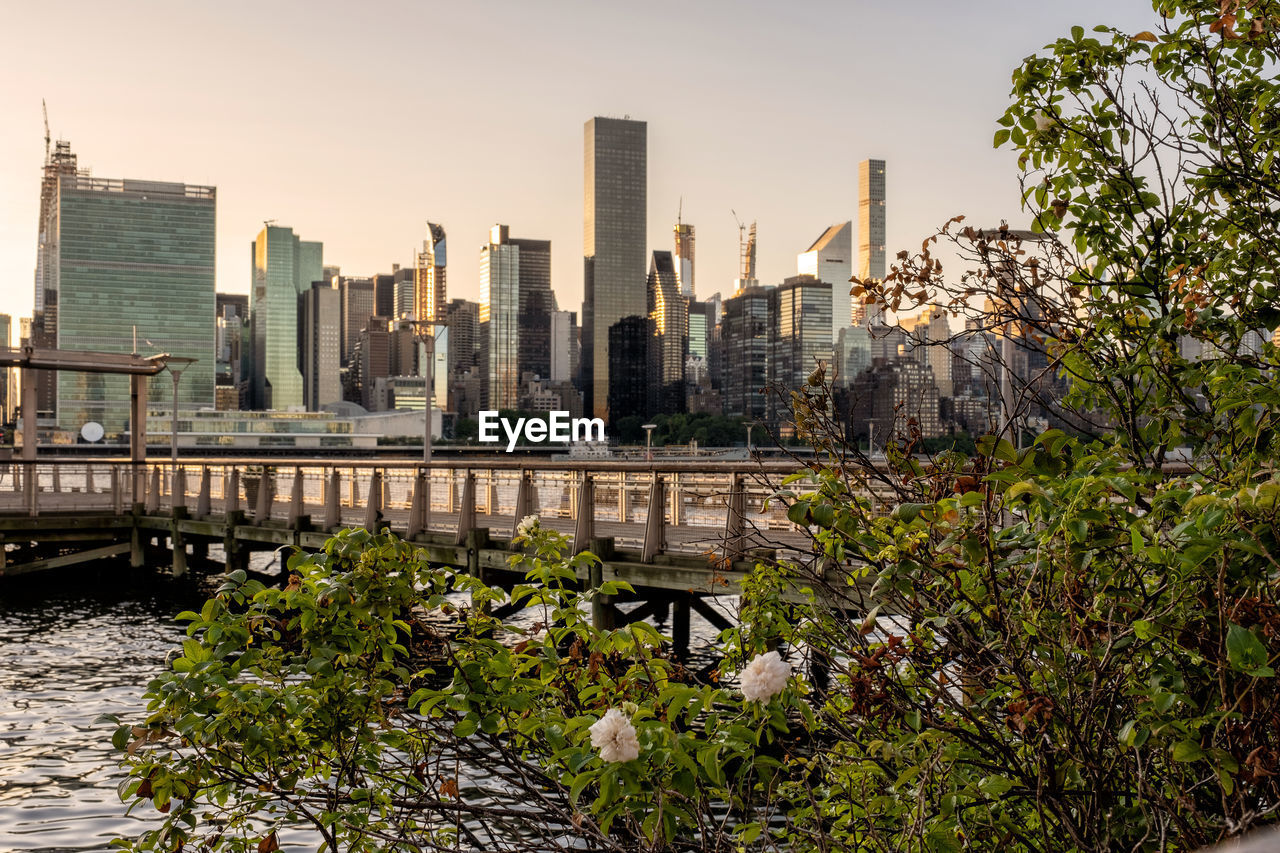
[250,225,322,410]
[480,225,552,410]
[36,151,216,435]
[647,250,687,414]
[583,116,646,420]
[859,159,887,326]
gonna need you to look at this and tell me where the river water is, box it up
[0,556,732,852]
[0,568,210,852]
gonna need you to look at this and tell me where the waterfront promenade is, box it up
[0,457,865,656]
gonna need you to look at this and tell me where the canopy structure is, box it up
[0,346,172,462]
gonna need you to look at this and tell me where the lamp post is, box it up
[164,356,196,466]
[745,420,758,458]
[408,320,446,464]
[642,423,657,461]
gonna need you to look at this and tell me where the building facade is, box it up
[415,223,447,324]
[798,221,852,336]
[251,225,321,411]
[719,285,771,420]
[674,219,695,297]
[769,275,833,395]
[583,116,647,420]
[337,276,374,368]
[300,282,341,411]
[607,315,651,422]
[37,147,216,433]
[647,250,687,415]
[480,225,553,410]
[858,159,887,326]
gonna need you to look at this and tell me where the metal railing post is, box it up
[455,470,475,545]
[642,474,666,563]
[573,472,595,554]
[288,467,304,527]
[196,467,211,518]
[146,466,161,514]
[723,473,746,564]
[254,467,274,523]
[172,466,187,512]
[408,467,426,539]
[364,469,383,532]
[324,468,340,530]
[511,469,533,540]
[670,472,681,526]
[112,465,122,516]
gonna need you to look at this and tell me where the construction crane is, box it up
[42,99,50,162]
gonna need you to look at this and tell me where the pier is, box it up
[0,457,849,657]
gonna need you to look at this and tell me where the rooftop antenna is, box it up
[263,219,276,228]
[42,99,50,163]
[678,196,683,226]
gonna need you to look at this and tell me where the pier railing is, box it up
[0,458,857,561]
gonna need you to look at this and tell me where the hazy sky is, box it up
[0,1,1158,332]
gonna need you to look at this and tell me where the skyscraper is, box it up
[798,221,853,336]
[36,142,216,433]
[674,217,695,297]
[769,275,833,424]
[372,273,395,319]
[858,159,887,326]
[393,267,415,320]
[250,225,322,411]
[550,310,578,384]
[215,293,249,409]
[479,225,553,409]
[300,283,341,411]
[607,315,652,422]
[647,250,687,414]
[415,223,447,324]
[583,116,647,420]
[337,276,374,367]
[719,285,770,420]
[480,225,518,410]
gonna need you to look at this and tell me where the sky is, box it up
[0,0,1159,332]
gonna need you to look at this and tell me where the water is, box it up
[0,557,734,852]
[0,569,211,852]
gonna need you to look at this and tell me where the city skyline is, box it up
[0,2,1157,328]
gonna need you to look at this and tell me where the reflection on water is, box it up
[0,570,212,852]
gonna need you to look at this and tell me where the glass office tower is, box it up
[583,116,646,421]
[46,171,216,434]
[250,225,322,411]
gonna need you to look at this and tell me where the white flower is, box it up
[515,514,540,539]
[588,708,640,763]
[739,651,791,703]
[1033,111,1055,132]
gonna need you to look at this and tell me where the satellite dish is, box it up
[81,422,104,443]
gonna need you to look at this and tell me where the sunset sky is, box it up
[0,1,1157,333]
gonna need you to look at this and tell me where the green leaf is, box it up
[1172,739,1204,762]
[1226,623,1272,676]
[978,775,1015,798]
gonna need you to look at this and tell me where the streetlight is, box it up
[744,420,758,458]
[642,423,657,461]
[164,356,196,466]
[407,320,445,464]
